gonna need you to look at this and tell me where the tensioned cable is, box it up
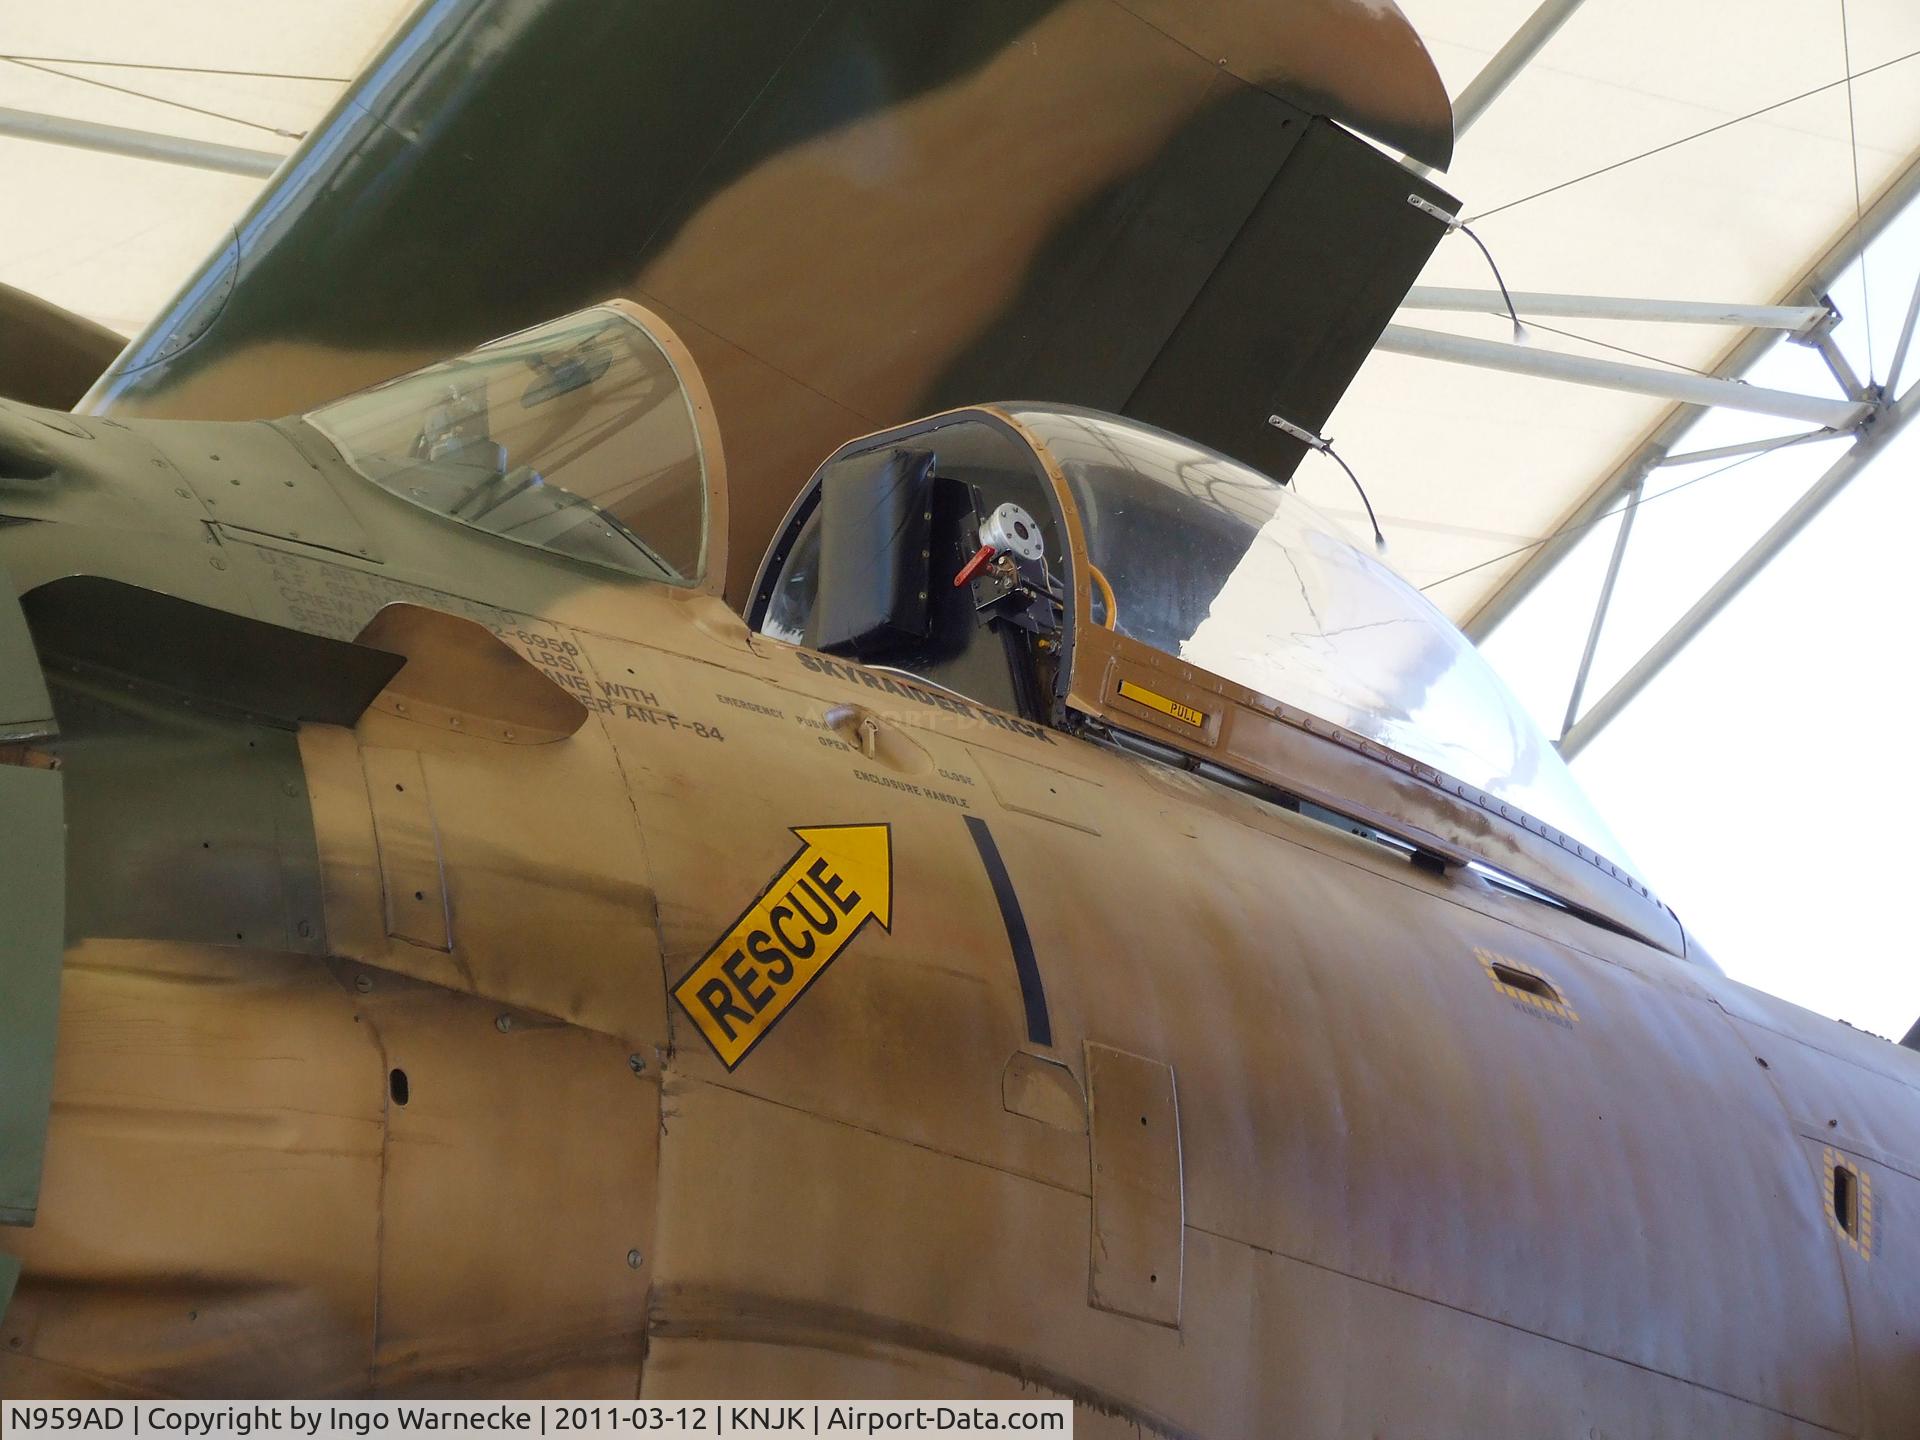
[1840,0,1876,381]
[1416,431,1837,594]
[1,55,305,138]
[1519,317,1723,378]
[1465,45,1920,225]
[1438,214,1722,375]
[0,53,347,83]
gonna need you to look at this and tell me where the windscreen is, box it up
[1016,406,1631,868]
[306,306,709,583]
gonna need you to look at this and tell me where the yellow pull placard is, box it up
[1116,679,1207,729]
[673,824,893,1069]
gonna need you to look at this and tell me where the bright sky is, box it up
[1480,193,1920,1038]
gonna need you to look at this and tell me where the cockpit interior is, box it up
[303,300,1649,928]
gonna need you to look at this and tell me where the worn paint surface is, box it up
[75,1,1454,611]
[0,765,62,1229]
[3,295,1920,1435]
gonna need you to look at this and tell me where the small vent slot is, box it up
[1490,962,1558,1004]
[1823,1148,1873,1257]
[1834,1163,1859,1237]
[1477,948,1580,1024]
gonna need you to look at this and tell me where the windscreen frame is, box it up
[305,299,730,595]
[984,404,1684,955]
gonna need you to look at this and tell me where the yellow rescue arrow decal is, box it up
[672,824,893,1070]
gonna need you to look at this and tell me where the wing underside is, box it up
[79,0,1457,603]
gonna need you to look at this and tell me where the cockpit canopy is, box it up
[751,403,1629,871]
[306,301,724,587]
[298,299,1642,922]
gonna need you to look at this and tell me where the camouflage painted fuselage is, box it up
[2,395,1919,1436]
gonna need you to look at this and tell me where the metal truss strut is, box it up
[1400,288,1828,332]
[1462,150,1920,646]
[1375,324,1869,428]
[0,105,281,178]
[1410,0,1588,177]
[1558,379,1914,758]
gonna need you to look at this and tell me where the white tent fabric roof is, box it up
[0,1,412,337]
[3,0,1916,636]
[1328,0,1920,622]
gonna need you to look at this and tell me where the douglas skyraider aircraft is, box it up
[3,1,1919,1434]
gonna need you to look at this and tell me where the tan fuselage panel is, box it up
[8,576,1918,1434]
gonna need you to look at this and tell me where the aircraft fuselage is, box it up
[1,396,1917,1436]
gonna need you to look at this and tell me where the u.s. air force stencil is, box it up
[672,825,894,1069]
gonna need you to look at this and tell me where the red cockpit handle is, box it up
[953,544,996,588]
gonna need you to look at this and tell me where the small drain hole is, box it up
[389,1068,410,1107]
